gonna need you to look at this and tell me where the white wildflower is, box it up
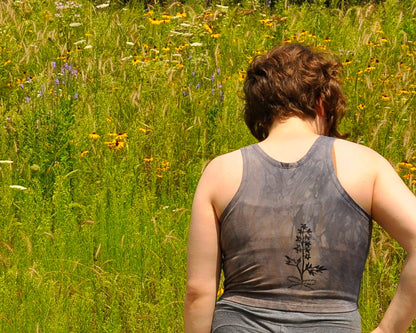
[0,160,13,164]
[69,22,82,27]
[10,185,27,191]
[190,42,203,47]
[95,3,110,8]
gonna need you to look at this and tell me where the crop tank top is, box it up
[219,136,372,313]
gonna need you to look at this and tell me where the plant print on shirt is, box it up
[285,223,327,289]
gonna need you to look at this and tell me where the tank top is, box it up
[219,136,372,313]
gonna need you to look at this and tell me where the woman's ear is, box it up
[316,98,325,117]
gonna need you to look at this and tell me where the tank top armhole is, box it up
[218,147,249,224]
[326,138,372,220]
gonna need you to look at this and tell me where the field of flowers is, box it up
[0,0,415,331]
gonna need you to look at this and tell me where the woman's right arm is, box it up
[370,154,416,333]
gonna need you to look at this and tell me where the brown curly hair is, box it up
[243,43,347,141]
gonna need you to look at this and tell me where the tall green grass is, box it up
[0,0,415,331]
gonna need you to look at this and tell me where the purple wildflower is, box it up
[192,71,196,77]
[196,82,201,89]
[217,68,220,74]
[182,90,188,97]
[55,78,60,85]
[211,74,215,81]
[74,92,78,100]
[52,61,56,69]
[25,96,31,103]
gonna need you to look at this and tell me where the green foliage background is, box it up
[0,0,415,331]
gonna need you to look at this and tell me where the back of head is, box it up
[243,43,347,141]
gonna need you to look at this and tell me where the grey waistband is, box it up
[212,299,362,333]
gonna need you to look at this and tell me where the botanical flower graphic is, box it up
[285,224,326,289]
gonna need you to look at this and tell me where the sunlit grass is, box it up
[0,0,415,331]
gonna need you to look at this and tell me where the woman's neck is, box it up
[265,116,325,142]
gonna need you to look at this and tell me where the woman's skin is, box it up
[184,114,416,333]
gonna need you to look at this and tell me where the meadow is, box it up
[0,0,415,331]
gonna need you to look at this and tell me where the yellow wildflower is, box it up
[358,104,366,110]
[203,24,213,34]
[139,128,153,133]
[104,141,116,148]
[149,18,162,25]
[144,157,154,162]
[115,141,125,150]
[80,151,89,157]
[211,33,221,38]
[88,132,100,139]
[115,133,128,140]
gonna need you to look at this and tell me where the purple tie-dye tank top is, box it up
[219,135,372,313]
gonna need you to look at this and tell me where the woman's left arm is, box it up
[184,160,222,333]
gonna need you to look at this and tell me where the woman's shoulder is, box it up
[333,138,385,162]
[202,149,243,181]
[333,138,395,180]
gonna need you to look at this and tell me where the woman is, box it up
[184,43,416,332]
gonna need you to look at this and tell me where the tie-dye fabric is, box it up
[219,136,372,313]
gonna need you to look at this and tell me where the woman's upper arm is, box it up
[186,159,222,295]
[371,154,416,253]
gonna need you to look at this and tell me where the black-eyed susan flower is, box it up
[381,94,391,101]
[364,65,376,72]
[104,141,116,148]
[115,140,125,150]
[358,104,366,110]
[342,59,353,66]
[80,150,89,157]
[115,133,128,141]
[211,33,221,38]
[139,128,153,134]
[203,24,213,34]
[144,157,154,162]
[89,132,100,139]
